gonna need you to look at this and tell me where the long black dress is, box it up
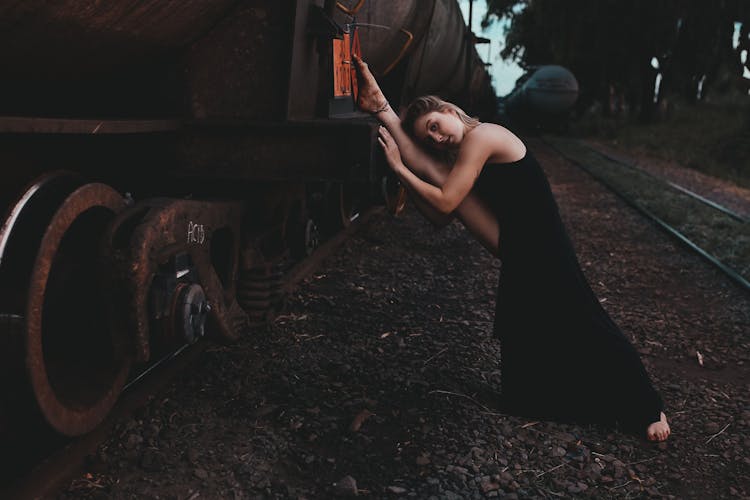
[472,151,663,433]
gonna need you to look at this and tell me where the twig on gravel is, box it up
[705,422,731,444]
[536,460,568,478]
[626,456,658,466]
[301,334,324,341]
[69,475,107,491]
[519,468,543,475]
[610,480,632,490]
[428,389,503,416]
[422,348,448,367]
[431,318,493,326]
[539,487,566,498]
[274,313,308,322]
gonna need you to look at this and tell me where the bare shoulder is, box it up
[465,123,526,162]
[459,123,500,151]
[464,122,500,141]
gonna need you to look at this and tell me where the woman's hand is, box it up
[377,126,404,172]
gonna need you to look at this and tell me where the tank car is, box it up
[502,65,579,130]
[0,0,494,446]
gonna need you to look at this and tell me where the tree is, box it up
[485,0,749,119]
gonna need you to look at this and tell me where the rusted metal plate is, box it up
[0,0,236,75]
[176,120,379,183]
[286,0,324,120]
[0,134,177,207]
[0,120,380,202]
[184,2,296,121]
[333,33,353,98]
[0,117,180,135]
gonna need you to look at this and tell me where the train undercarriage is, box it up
[0,0,495,449]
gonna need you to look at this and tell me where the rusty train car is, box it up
[0,0,495,443]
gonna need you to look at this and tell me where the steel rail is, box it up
[577,140,749,223]
[543,139,750,294]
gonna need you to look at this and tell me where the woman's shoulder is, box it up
[467,122,520,142]
[466,123,526,161]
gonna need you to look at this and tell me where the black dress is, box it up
[472,151,663,433]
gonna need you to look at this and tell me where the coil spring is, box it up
[236,262,286,323]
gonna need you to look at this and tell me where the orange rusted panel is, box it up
[333,32,352,97]
[350,29,361,102]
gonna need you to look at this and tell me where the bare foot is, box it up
[646,412,670,441]
[352,55,388,113]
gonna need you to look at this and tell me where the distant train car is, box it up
[0,0,495,440]
[502,65,579,130]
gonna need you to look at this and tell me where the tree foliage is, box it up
[484,0,750,118]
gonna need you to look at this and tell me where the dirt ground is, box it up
[60,139,750,499]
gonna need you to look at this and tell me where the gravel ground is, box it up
[60,139,749,499]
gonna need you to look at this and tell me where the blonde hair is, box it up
[402,95,480,142]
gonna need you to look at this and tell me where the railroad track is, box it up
[543,136,750,293]
[577,142,748,223]
[0,206,383,500]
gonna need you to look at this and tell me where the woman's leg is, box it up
[395,150,500,256]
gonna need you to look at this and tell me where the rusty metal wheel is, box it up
[287,201,320,260]
[381,175,407,216]
[1,172,85,433]
[24,183,130,436]
[321,182,361,235]
[338,182,361,228]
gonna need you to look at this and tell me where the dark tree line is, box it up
[484,0,750,120]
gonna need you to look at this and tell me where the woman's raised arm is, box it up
[354,55,443,182]
[353,56,500,256]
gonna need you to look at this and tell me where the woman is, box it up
[354,55,670,441]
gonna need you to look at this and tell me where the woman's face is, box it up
[413,109,465,150]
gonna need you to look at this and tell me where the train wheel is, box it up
[289,216,320,259]
[25,183,130,436]
[381,175,407,216]
[287,202,320,260]
[0,173,85,308]
[338,182,361,228]
[321,182,360,235]
[1,172,84,433]
[302,217,320,256]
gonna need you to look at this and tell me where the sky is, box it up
[457,0,525,96]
